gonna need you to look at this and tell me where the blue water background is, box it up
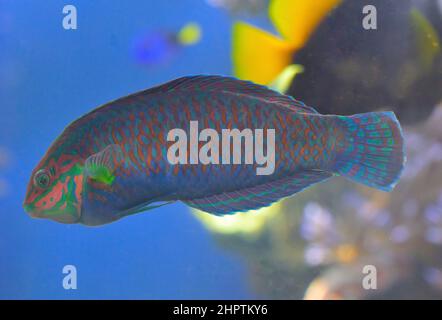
[0,0,255,299]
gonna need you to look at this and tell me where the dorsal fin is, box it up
[136,75,319,114]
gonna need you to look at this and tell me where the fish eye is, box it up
[34,169,51,189]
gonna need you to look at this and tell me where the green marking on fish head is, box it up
[24,153,85,224]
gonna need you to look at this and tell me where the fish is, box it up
[23,75,405,226]
[232,0,341,85]
[409,8,441,70]
[132,22,201,65]
[269,64,304,94]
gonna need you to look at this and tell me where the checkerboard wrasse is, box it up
[24,76,405,226]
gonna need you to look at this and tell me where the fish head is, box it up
[23,153,84,224]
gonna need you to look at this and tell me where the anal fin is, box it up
[184,170,332,215]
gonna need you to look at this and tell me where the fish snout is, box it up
[23,203,42,218]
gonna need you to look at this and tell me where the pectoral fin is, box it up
[85,144,124,185]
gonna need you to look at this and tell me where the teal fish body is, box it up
[23,76,405,226]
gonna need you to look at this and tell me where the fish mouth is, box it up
[48,213,80,224]
[23,203,80,224]
[23,203,42,218]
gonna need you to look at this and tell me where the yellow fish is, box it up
[409,8,440,70]
[269,64,304,93]
[232,0,341,85]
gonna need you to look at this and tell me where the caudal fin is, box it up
[333,112,406,191]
